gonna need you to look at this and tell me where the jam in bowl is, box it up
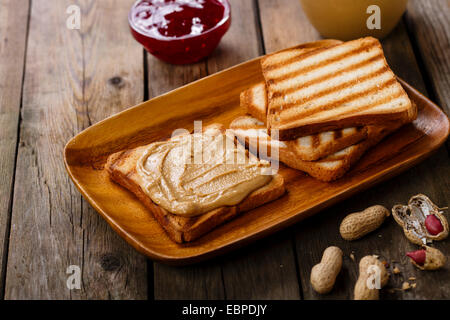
[129,0,231,64]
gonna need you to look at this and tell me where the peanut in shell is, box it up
[407,245,446,271]
[392,194,448,245]
[354,255,389,300]
[340,205,390,241]
[310,246,343,294]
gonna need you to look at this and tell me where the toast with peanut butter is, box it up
[230,115,403,182]
[240,82,368,160]
[261,37,417,140]
[106,124,285,243]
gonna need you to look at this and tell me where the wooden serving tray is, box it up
[64,55,449,265]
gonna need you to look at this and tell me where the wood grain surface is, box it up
[0,0,30,299]
[405,0,450,153]
[405,0,450,116]
[4,0,147,299]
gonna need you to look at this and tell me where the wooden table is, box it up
[0,0,448,300]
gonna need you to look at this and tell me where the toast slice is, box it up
[241,82,268,123]
[262,39,344,68]
[230,116,403,182]
[241,39,343,123]
[105,124,285,243]
[261,37,417,140]
[240,82,368,161]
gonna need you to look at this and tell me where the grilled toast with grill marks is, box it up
[240,82,368,161]
[106,124,285,243]
[261,37,417,140]
[261,39,344,68]
[241,39,343,123]
[230,115,403,182]
[241,82,268,123]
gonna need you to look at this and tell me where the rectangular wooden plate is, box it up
[64,54,449,265]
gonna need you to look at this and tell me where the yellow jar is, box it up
[299,0,408,40]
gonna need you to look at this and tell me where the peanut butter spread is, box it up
[136,131,272,217]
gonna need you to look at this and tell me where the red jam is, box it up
[129,0,231,64]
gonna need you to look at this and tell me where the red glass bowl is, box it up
[129,0,231,65]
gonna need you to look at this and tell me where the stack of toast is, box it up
[231,37,417,181]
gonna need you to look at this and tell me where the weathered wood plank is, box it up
[405,0,450,116]
[258,0,319,52]
[153,261,225,299]
[150,0,232,300]
[206,0,263,74]
[149,68,226,299]
[0,0,30,299]
[221,234,300,299]
[218,0,300,300]
[258,0,450,300]
[5,0,147,299]
[153,0,300,300]
[146,6,223,301]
